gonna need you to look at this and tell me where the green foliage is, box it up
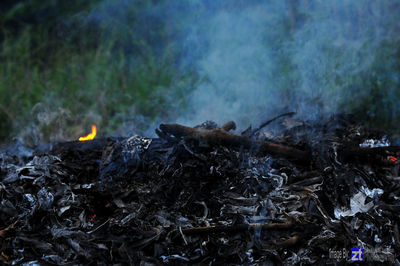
[0,1,198,144]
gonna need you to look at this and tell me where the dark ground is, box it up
[0,116,399,265]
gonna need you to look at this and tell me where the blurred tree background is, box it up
[0,0,399,145]
[0,0,199,144]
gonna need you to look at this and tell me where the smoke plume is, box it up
[85,0,400,133]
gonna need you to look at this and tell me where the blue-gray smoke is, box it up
[89,0,400,131]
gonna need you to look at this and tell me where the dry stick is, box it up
[221,121,236,132]
[159,123,310,161]
[277,235,299,247]
[0,220,18,238]
[87,218,111,235]
[181,222,293,235]
[249,111,297,137]
[179,226,188,245]
[340,146,400,161]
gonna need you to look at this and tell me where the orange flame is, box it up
[79,124,97,141]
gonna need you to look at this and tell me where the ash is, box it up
[0,115,399,265]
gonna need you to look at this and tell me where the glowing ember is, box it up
[390,156,398,162]
[79,124,97,141]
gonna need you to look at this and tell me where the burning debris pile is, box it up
[0,114,399,264]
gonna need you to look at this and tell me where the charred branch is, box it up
[158,123,310,161]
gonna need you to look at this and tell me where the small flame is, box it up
[79,124,97,141]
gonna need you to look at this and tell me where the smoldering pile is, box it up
[0,114,399,265]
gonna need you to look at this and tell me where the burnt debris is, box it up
[0,115,399,265]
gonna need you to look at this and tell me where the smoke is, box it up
[5,0,398,146]
[290,1,400,119]
[176,2,286,128]
[88,0,400,133]
[173,0,400,129]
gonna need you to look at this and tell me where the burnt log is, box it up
[158,123,310,161]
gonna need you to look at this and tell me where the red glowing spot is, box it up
[390,157,398,162]
[90,214,97,222]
